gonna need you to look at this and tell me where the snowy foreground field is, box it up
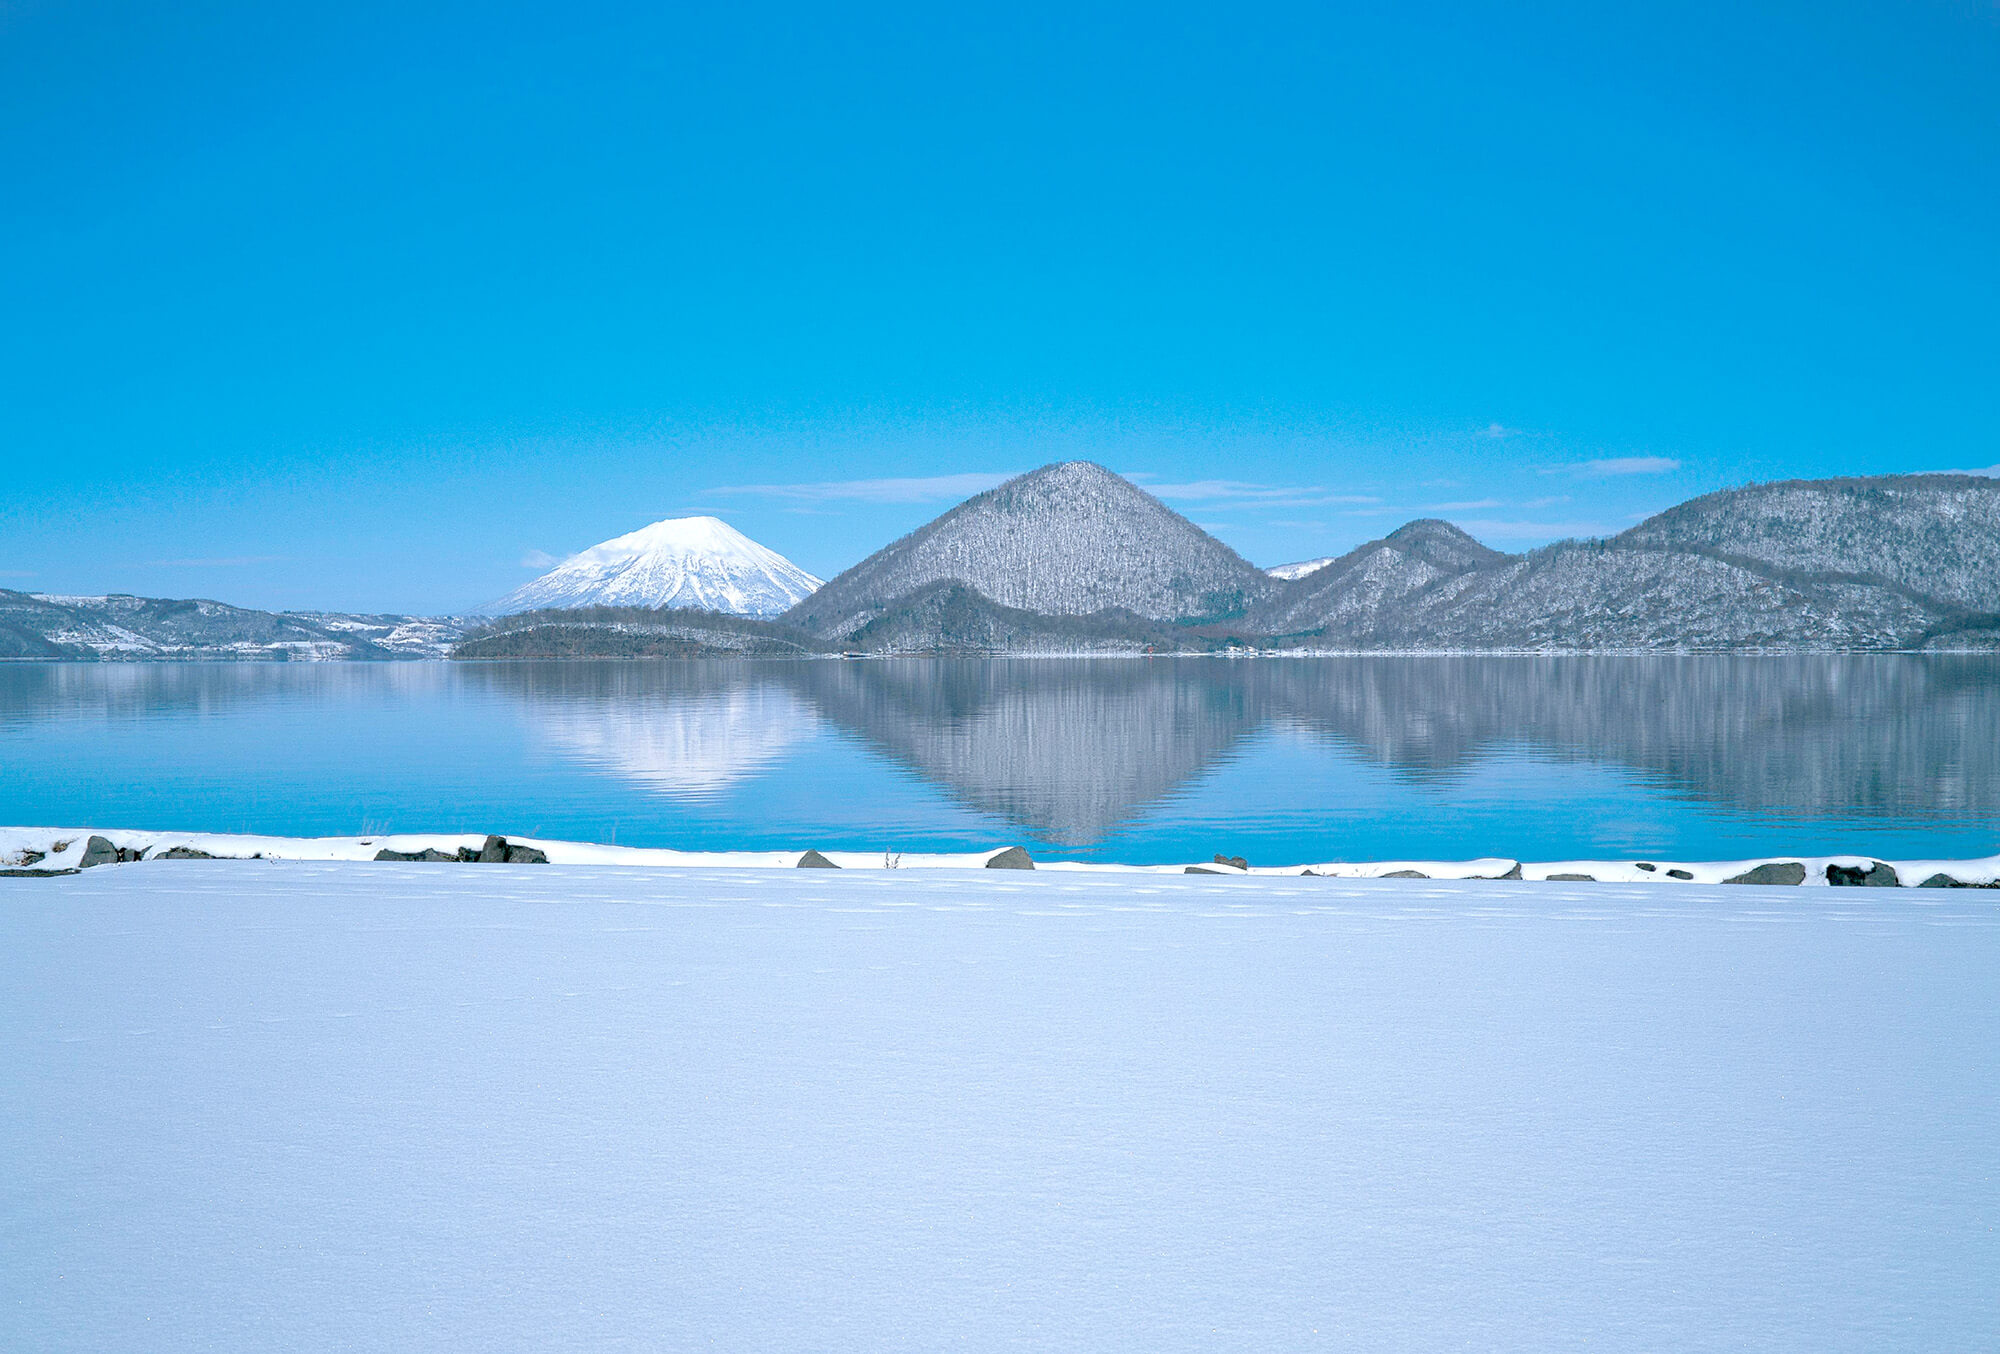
[4,864,1996,1352]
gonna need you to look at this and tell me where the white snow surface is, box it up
[3,862,1995,1351]
[1265,555,1337,580]
[485,516,822,617]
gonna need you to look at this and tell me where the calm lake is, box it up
[2,656,1996,865]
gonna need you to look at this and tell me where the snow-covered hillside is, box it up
[0,589,463,660]
[783,462,1273,638]
[1253,482,2000,651]
[1617,473,2000,611]
[487,517,821,618]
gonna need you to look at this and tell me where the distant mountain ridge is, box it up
[454,606,827,659]
[0,590,462,660]
[783,461,1272,638]
[10,467,1998,660]
[1615,474,2000,611]
[1252,475,2000,651]
[800,467,1999,653]
[488,516,820,618]
[1253,520,1508,639]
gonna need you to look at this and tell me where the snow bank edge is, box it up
[2,826,1995,887]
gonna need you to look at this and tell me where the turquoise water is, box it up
[1,656,1996,864]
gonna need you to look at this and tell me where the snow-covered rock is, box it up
[487,517,821,618]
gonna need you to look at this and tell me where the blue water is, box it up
[2,656,1996,864]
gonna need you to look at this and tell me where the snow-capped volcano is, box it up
[1266,556,1336,581]
[487,517,822,618]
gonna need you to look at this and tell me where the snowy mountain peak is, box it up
[487,516,822,618]
[1266,557,1337,581]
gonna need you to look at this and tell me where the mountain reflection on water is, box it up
[481,661,822,800]
[458,655,2000,849]
[2,656,1995,860]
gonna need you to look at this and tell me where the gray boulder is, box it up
[1723,861,1807,886]
[985,847,1035,870]
[79,835,119,869]
[797,850,839,868]
[1826,861,1900,887]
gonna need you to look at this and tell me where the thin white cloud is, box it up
[1572,456,1680,477]
[520,549,559,569]
[138,555,287,567]
[707,472,1017,503]
[1477,423,1520,439]
[1453,518,1615,541]
[1935,463,2000,477]
[1142,479,1306,502]
[0,569,36,579]
[1428,498,1503,511]
[1143,479,1381,507]
[1524,494,1572,508]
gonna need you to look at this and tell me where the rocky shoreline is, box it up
[4,827,1995,888]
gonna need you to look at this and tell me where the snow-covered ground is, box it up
[4,863,1995,1351]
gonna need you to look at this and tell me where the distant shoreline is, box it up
[6,646,2000,664]
[7,826,1997,888]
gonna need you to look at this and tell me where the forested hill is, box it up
[781,461,1273,640]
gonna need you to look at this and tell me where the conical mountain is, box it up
[783,462,1273,638]
[1378,518,1510,573]
[487,516,822,618]
[1253,518,1508,638]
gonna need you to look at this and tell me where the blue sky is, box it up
[3,0,1995,612]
